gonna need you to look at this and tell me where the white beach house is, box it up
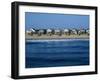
[63,29,70,35]
[38,29,44,36]
[30,28,36,34]
[54,29,62,36]
[78,29,86,35]
[46,29,52,36]
[71,29,78,35]
[86,29,89,35]
[26,30,32,35]
[26,28,36,35]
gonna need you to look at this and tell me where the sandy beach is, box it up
[25,34,89,40]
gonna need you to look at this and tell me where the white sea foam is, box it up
[26,38,89,42]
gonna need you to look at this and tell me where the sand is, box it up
[25,34,89,40]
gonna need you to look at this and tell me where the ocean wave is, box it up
[26,38,89,42]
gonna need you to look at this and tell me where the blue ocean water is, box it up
[25,39,89,68]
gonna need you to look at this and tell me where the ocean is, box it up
[25,39,89,68]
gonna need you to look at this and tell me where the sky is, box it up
[25,12,89,30]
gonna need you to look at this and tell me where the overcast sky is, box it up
[25,12,89,30]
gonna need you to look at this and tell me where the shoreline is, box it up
[26,37,89,42]
[26,38,89,40]
[26,39,89,43]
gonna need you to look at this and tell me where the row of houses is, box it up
[26,28,89,36]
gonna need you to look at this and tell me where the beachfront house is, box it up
[71,29,78,35]
[30,28,36,34]
[63,29,70,35]
[54,29,62,36]
[86,29,89,35]
[46,29,52,36]
[26,28,36,36]
[78,29,86,35]
[37,29,44,36]
[26,30,32,35]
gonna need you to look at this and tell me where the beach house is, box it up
[26,30,32,35]
[46,29,52,36]
[54,29,62,36]
[37,29,44,36]
[63,29,70,35]
[86,29,89,35]
[71,29,78,35]
[78,29,86,35]
[30,28,36,34]
[26,28,36,36]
